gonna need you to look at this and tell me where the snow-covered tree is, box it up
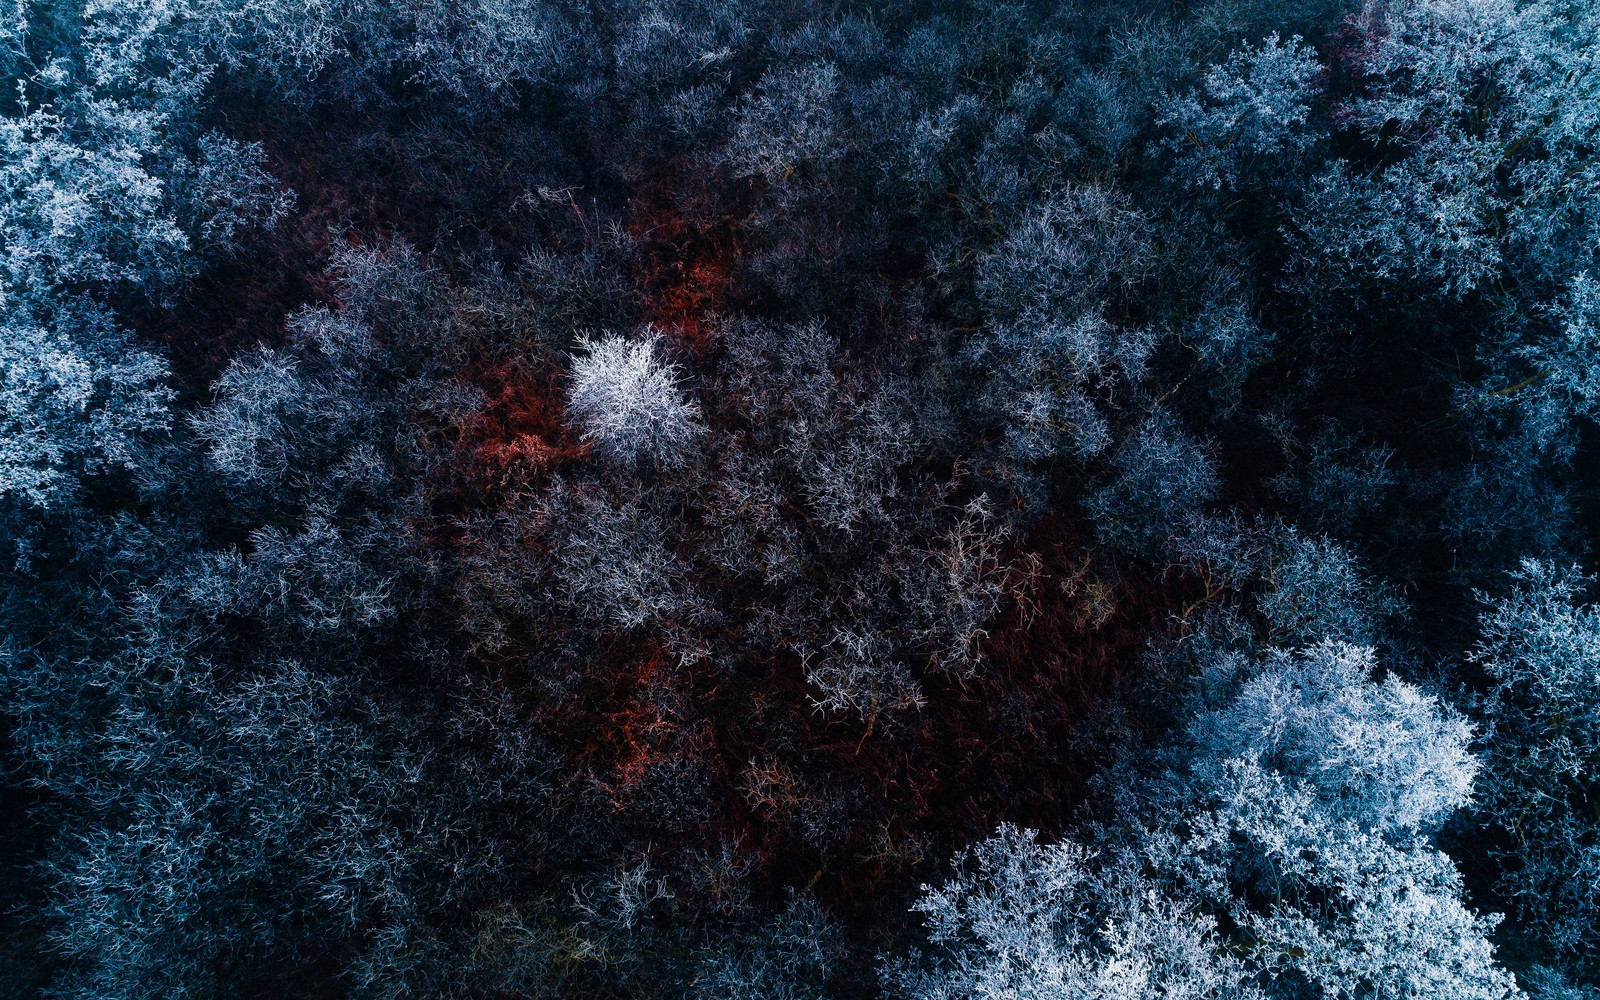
[1473,561,1600,975]
[890,824,1255,1000]
[897,641,1515,1000]
[1190,642,1476,835]
[1086,410,1218,558]
[0,302,170,507]
[1160,32,1322,192]
[726,61,845,184]
[567,331,703,467]
[1286,0,1600,298]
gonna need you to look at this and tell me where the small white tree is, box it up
[566,331,702,466]
[1159,33,1321,192]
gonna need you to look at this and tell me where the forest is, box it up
[2,0,1599,996]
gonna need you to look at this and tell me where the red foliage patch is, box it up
[464,360,586,477]
[627,165,744,351]
[513,510,1206,925]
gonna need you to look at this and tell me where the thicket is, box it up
[2,0,1599,997]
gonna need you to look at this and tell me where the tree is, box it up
[566,331,703,468]
[0,302,170,507]
[168,132,295,257]
[1497,272,1600,461]
[966,311,1151,463]
[0,105,190,295]
[1189,642,1476,835]
[1160,32,1321,193]
[889,824,1255,1000]
[7,652,488,999]
[690,894,842,1000]
[977,184,1153,322]
[1251,527,1404,647]
[726,61,846,184]
[1283,0,1600,298]
[1473,561,1600,977]
[1086,410,1218,559]
[896,641,1516,1000]
[545,480,697,631]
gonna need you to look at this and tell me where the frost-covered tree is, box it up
[690,895,842,1000]
[977,184,1153,322]
[1252,527,1404,647]
[545,480,697,631]
[1285,0,1600,298]
[967,311,1152,463]
[1086,410,1218,559]
[889,824,1256,1000]
[0,106,190,295]
[6,652,487,999]
[1154,641,1507,999]
[1161,32,1321,192]
[726,61,845,184]
[1473,561,1600,977]
[0,302,170,507]
[0,93,185,509]
[168,132,294,256]
[1189,642,1476,835]
[567,332,703,467]
[1491,272,1600,461]
[897,641,1514,1000]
